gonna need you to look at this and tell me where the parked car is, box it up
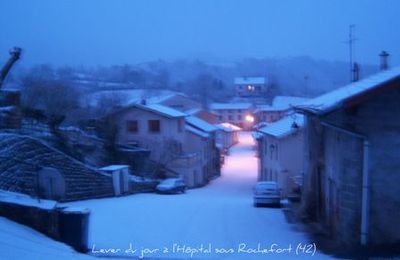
[156,178,186,194]
[253,181,281,207]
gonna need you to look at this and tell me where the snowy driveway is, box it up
[64,132,330,259]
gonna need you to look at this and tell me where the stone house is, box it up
[296,67,400,248]
[257,114,304,198]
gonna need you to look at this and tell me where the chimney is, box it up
[140,99,147,105]
[379,51,389,71]
[352,62,360,82]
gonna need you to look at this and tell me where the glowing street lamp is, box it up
[245,115,254,123]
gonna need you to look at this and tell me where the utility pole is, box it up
[304,74,309,97]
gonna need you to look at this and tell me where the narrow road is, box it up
[64,132,330,259]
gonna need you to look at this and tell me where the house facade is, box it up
[107,103,220,188]
[215,122,241,151]
[257,114,304,198]
[210,102,254,129]
[296,67,400,248]
[234,77,267,97]
[184,116,220,186]
[254,96,309,124]
[112,103,186,162]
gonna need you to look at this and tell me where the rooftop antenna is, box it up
[345,25,357,82]
[379,51,389,71]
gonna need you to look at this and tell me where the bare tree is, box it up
[20,65,81,126]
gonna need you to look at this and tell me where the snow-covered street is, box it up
[63,132,331,259]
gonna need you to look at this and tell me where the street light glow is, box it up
[245,115,254,123]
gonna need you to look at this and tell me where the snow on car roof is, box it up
[296,66,400,115]
[256,181,277,187]
[259,113,304,138]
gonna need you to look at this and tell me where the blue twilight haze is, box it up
[0,0,399,66]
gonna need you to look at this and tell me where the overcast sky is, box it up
[1,0,399,67]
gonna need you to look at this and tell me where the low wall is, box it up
[0,198,89,253]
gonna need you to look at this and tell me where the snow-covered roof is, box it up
[272,96,310,109]
[99,165,129,171]
[259,114,304,138]
[185,125,209,138]
[135,103,187,118]
[186,116,218,132]
[234,77,266,85]
[296,67,400,115]
[254,96,309,113]
[88,89,186,107]
[254,104,282,113]
[210,102,253,110]
[217,122,242,132]
[185,108,202,115]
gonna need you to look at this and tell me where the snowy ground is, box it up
[62,132,332,259]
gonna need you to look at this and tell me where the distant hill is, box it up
[5,56,382,102]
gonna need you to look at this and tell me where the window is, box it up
[228,115,233,120]
[219,116,223,121]
[148,120,160,133]
[126,120,138,133]
[238,115,242,120]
